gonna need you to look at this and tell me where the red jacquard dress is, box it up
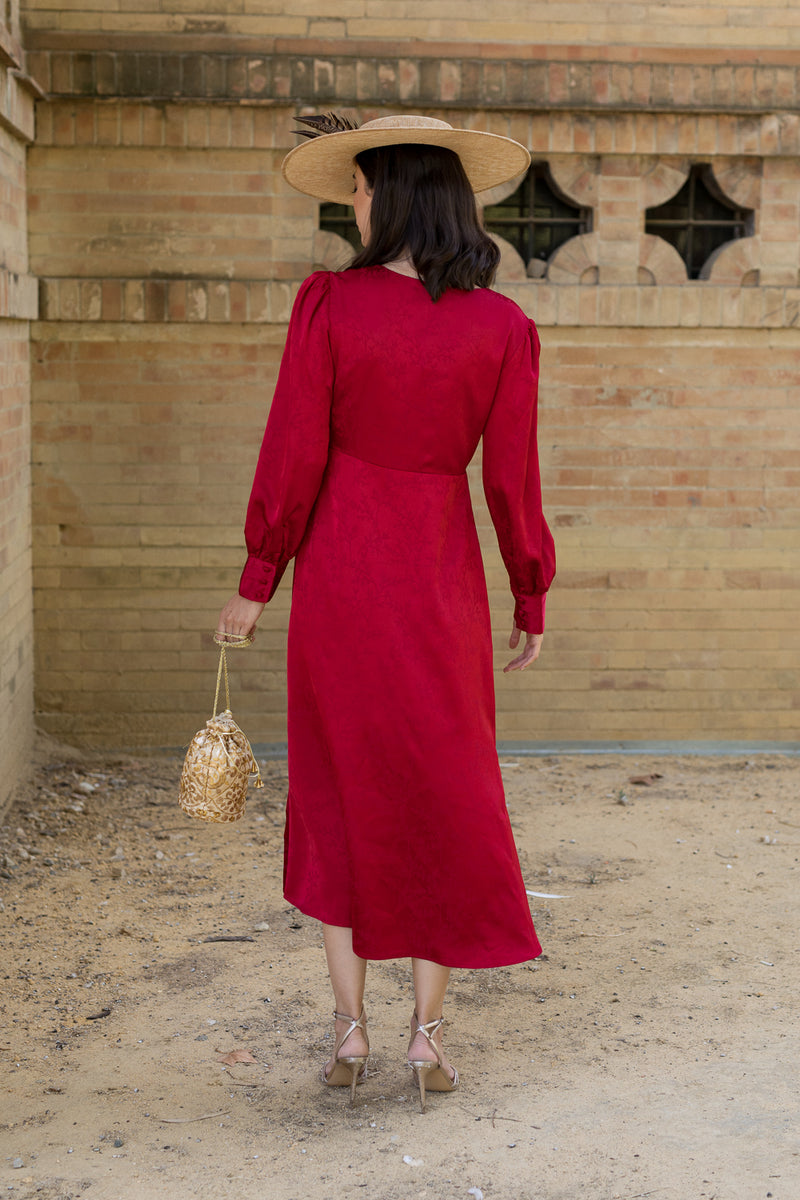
[238,265,555,968]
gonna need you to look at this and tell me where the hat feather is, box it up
[294,112,360,140]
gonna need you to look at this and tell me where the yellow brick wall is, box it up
[31,321,288,746]
[20,0,800,48]
[29,314,800,747]
[0,113,34,809]
[0,321,34,806]
[20,7,800,751]
[518,328,800,740]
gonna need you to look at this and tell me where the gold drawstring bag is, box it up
[179,636,263,822]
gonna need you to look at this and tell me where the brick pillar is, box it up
[596,156,642,286]
[0,3,39,812]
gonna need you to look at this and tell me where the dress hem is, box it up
[284,889,542,970]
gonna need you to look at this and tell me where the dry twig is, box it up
[153,1111,230,1124]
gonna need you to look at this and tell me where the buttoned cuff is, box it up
[238,555,281,603]
[513,593,546,636]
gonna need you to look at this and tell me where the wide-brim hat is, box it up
[282,114,532,206]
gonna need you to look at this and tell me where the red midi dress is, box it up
[238,265,555,969]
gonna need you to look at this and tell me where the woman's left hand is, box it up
[504,624,543,673]
[216,594,265,643]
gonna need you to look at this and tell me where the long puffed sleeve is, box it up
[238,272,333,602]
[482,317,555,634]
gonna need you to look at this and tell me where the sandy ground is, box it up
[1,742,798,1200]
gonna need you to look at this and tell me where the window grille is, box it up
[645,164,753,280]
[482,163,591,275]
[319,202,362,253]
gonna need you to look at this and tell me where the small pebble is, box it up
[12,1158,24,1169]
[253,922,270,932]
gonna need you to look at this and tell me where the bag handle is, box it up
[211,631,253,716]
[213,645,231,716]
[209,633,264,790]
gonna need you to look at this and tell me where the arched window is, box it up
[482,163,591,276]
[645,164,753,280]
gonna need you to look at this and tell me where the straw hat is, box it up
[282,114,532,205]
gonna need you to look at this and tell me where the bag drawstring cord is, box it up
[210,642,264,790]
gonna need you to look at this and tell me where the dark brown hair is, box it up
[348,143,500,302]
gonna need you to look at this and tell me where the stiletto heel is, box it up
[322,1008,369,1105]
[407,1012,459,1113]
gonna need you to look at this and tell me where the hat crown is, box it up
[359,116,453,133]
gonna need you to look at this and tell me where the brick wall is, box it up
[0,319,34,807]
[18,3,800,749]
[29,318,800,747]
[20,0,800,48]
[515,329,800,740]
[31,322,290,746]
[26,91,800,747]
[0,3,38,809]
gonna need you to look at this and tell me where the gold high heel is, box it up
[321,1008,369,1105]
[407,1012,459,1113]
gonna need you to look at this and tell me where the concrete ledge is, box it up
[241,740,800,760]
[496,740,800,757]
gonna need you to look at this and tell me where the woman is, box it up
[216,114,555,1112]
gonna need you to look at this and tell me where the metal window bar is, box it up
[482,164,591,269]
[645,165,751,280]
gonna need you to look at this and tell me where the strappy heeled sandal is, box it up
[407,1012,459,1113]
[321,1007,369,1105]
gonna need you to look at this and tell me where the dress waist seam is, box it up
[329,443,467,479]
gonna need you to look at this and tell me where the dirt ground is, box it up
[1,740,798,1200]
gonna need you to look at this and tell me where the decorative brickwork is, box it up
[24,46,800,115]
[34,276,800,330]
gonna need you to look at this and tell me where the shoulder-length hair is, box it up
[348,143,500,302]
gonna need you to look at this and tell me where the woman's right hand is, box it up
[216,594,265,643]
